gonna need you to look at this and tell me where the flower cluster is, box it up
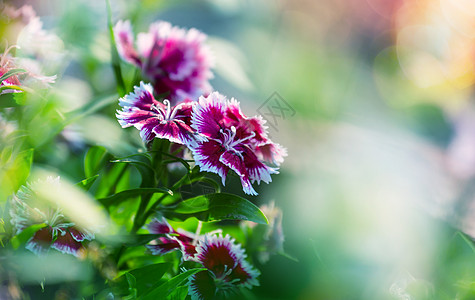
[147,218,259,299]
[114,20,213,103]
[10,177,94,257]
[116,83,286,195]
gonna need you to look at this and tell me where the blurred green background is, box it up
[2,0,475,299]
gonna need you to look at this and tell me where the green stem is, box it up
[106,0,126,96]
[131,193,152,234]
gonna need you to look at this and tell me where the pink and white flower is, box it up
[114,20,213,104]
[190,92,284,195]
[116,82,206,146]
[10,177,94,257]
[188,234,260,300]
[146,217,198,260]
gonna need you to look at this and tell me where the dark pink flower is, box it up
[114,20,213,104]
[146,217,198,260]
[10,177,94,257]
[188,234,259,300]
[116,81,206,146]
[190,92,283,195]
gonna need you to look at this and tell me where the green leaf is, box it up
[84,146,108,178]
[0,92,26,107]
[98,188,173,207]
[10,223,46,249]
[116,263,171,297]
[141,268,205,300]
[164,193,268,224]
[0,68,26,83]
[94,162,128,198]
[167,285,189,300]
[75,175,99,191]
[111,157,155,188]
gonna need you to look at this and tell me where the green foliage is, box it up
[140,268,205,300]
[98,188,172,208]
[0,148,33,200]
[164,193,268,224]
[0,92,26,107]
[85,145,108,178]
[76,175,99,191]
[114,263,171,297]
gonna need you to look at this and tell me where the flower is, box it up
[114,20,213,104]
[190,92,285,195]
[146,217,198,260]
[0,5,60,91]
[188,234,260,300]
[10,177,94,257]
[116,81,206,146]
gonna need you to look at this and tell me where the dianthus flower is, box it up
[188,234,260,300]
[114,20,213,104]
[190,92,285,195]
[146,217,198,260]
[10,177,94,257]
[116,82,206,146]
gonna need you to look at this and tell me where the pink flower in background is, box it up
[146,217,198,260]
[116,82,206,146]
[190,92,283,195]
[188,234,259,300]
[0,46,23,93]
[114,20,213,103]
[10,177,94,257]
[1,5,60,89]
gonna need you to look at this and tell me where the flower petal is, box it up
[146,236,182,255]
[114,20,142,66]
[118,81,158,111]
[51,228,84,257]
[191,140,229,185]
[25,226,53,255]
[218,149,258,196]
[148,217,174,234]
[69,227,94,242]
[191,92,227,138]
[255,142,287,166]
